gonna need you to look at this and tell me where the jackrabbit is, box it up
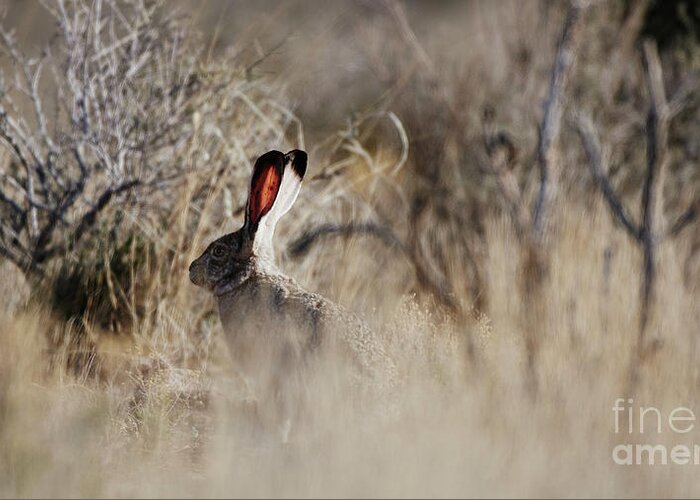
[189,150,395,433]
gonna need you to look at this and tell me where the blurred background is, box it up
[0,0,698,497]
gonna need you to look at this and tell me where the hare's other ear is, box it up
[270,149,307,220]
[244,150,286,235]
[286,149,308,179]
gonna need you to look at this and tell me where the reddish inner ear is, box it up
[248,163,282,227]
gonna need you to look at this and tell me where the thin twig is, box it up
[573,112,640,240]
[289,221,458,311]
[288,222,407,258]
[667,199,699,238]
[37,179,139,262]
[532,0,589,240]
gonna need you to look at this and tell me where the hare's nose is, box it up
[188,260,203,285]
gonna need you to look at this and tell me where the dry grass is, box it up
[0,1,699,498]
[0,200,699,498]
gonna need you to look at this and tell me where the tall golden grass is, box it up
[1,198,699,497]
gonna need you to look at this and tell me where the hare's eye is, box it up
[212,245,226,258]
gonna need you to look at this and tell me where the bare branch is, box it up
[573,112,640,240]
[642,40,669,117]
[73,179,139,243]
[629,39,674,375]
[640,39,670,239]
[0,188,25,226]
[667,199,699,238]
[37,179,139,263]
[668,72,699,118]
[289,221,459,311]
[0,169,53,212]
[0,116,40,237]
[0,236,26,269]
[532,0,589,240]
[288,222,407,258]
[0,222,33,270]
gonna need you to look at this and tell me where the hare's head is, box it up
[189,149,307,296]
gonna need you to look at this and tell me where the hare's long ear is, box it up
[244,150,286,235]
[245,149,307,259]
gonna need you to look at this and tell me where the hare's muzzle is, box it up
[188,259,206,288]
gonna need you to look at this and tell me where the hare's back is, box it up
[217,273,395,387]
